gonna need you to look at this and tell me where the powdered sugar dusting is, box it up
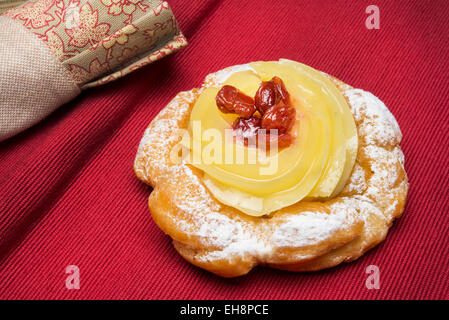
[166,164,272,260]
[341,163,367,195]
[272,207,352,248]
[134,63,407,268]
[344,89,402,147]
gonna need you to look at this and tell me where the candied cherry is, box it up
[216,85,256,119]
[216,77,296,149]
[254,76,291,114]
[261,105,296,134]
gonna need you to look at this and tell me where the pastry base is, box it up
[134,64,408,277]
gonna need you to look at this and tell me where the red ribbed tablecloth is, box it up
[0,0,448,300]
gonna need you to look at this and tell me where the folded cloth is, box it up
[0,0,26,15]
[0,0,187,141]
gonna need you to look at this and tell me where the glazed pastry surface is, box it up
[188,60,359,216]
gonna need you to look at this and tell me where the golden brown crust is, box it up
[134,64,408,277]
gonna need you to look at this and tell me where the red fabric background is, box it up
[0,0,448,300]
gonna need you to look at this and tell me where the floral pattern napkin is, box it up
[4,0,187,88]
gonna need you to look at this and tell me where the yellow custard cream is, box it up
[186,60,358,216]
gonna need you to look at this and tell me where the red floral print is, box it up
[65,2,110,47]
[68,58,109,83]
[4,0,187,87]
[5,0,55,29]
[100,0,147,17]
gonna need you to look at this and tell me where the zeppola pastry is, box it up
[134,59,409,277]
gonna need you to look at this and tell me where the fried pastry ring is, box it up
[134,64,408,277]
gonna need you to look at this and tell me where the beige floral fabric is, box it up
[4,0,187,88]
[0,0,185,141]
